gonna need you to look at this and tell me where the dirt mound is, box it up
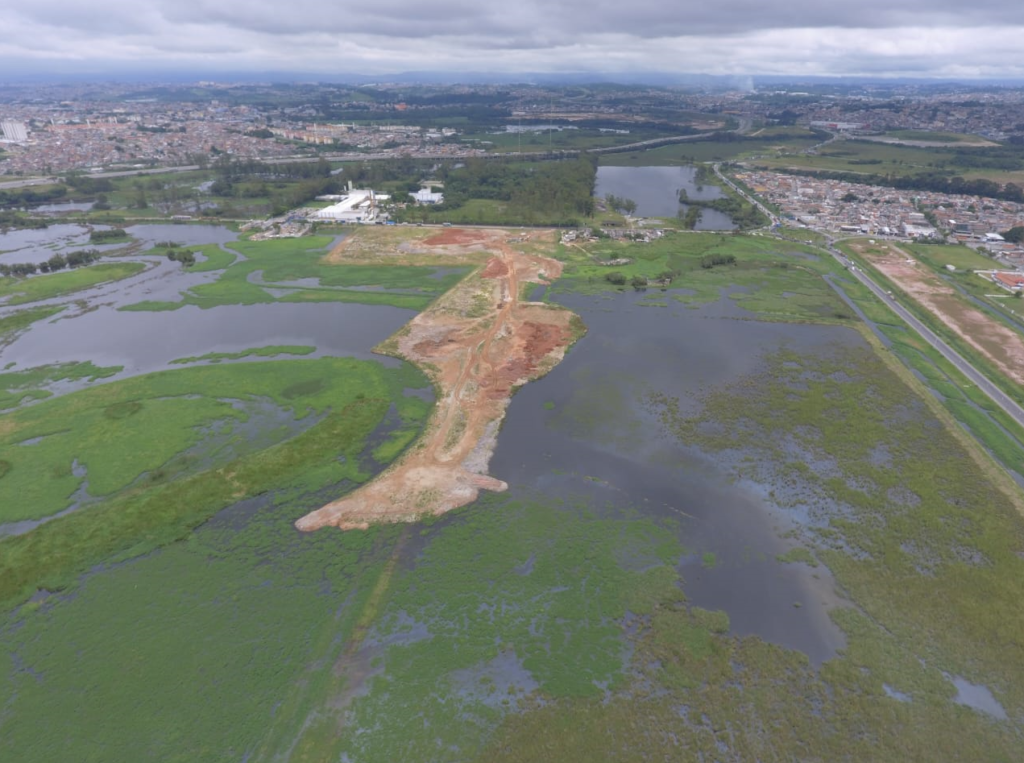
[297,229,579,532]
[480,257,509,279]
[423,228,490,246]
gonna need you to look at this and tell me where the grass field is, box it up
[120,235,468,312]
[0,262,147,306]
[903,242,997,271]
[598,132,822,167]
[461,128,675,154]
[756,137,1024,184]
[884,129,977,143]
[0,355,431,607]
[551,231,854,324]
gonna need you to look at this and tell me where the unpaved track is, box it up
[296,229,577,531]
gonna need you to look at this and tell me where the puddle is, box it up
[946,674,1007,720]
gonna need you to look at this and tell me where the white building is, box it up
[0,121,28,143]
[411,188,444,205]
[312,186,390,223]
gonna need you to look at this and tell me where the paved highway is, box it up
[716,163,1024,428]
[824,241,1024,427]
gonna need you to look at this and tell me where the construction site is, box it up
[296,227,579,531]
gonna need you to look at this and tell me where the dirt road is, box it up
[296,228,579,531]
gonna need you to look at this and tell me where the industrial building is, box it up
[411,188,444,205]
[312,184,389,223]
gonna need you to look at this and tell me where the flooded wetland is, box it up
[1,214,1023,761]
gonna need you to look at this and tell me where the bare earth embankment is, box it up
[296,228,577,531]
[851,240,1024,384]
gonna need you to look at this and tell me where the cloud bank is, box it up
[4,1,1024,79]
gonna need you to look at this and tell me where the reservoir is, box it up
[595,165,736,229]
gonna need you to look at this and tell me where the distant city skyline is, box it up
[4,1,1024,81]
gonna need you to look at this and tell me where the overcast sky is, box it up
[4,0,1024,80]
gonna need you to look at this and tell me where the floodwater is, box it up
[0,224,111,265]
[0,224,417,386]
[27,201,96,213]
[125,224,239,248]
[947,674,1008,719]
[595,166,736,229]
[489,290,860,664]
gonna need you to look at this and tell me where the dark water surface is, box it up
[490,290,858,664]
[0,224,414,385]
[595,166,736,229]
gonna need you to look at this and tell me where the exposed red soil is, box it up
[480,257,509,278]
[296,228,577,532]
[423,229,491,246]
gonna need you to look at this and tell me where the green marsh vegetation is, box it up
[0,356,431,607]
[4,219,1024,760]
[551,231,855,324]
[121,235,467,312]
[0,305,63,346]
[0,360,122,411]
[0,261,147,305]
[169,344,315,364]
[631,342,1024,760]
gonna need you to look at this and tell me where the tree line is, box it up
[0,249,102,278]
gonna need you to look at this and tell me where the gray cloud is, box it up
[4,1,1024,78]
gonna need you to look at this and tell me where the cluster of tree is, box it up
[165,249,196,267]
[679,206,702,230]
[604,194,637,215]
[679,193,766,229]
[0,248,101,278]
[693,164,714,184]
[0,185,68,209]
[244,128,275,139]
[699,253,737,269]
[64,175,114,194]
[205,158,344,215]
[90,228,129,243]
[770,167,1024,203]
[0,211,48,230]
[1001,226,1024,244]
[603,271,652,290]
[436,155,597,223]
[135,124,186,134]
